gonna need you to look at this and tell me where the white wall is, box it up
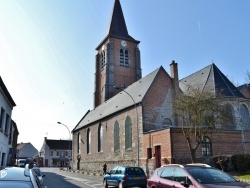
[0,87,13,166]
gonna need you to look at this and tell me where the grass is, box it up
[235,174,250,180]
[228,171,250,180]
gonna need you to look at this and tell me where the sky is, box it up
[0,0,249,151]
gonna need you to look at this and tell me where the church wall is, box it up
[170,128,250,164]
[142,129,172,177]
[142,68,174,132]
[72,105,143,175]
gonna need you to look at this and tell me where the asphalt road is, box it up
[40,167,104,188]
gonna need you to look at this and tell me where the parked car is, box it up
[33,166,46,186]
[147,163,250,188]
[0,164,47,188]
[103,166,147,188]
[17,159,26,167]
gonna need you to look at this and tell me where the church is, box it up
[72,0,250,176]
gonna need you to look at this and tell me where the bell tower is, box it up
[94,0,141,108]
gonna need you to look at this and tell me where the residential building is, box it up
[39,137,72,167]
[72,0,250,176]
[0,76,17,167]
[8,120,19,166]
[17,142,38,160]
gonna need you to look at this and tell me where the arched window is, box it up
[223,104,235,129]
[119,49,129,67]
[98,124,103,152]
[78,133,81,154]
[114,121,120,152]
[240,104,250,129]
[101,51,105,68]
[202,137,212,156]
[87,128,91,154]
[125,116,132,150]
[124,50,129,66]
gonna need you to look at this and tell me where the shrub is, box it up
[211,156,229,171]
[231,154,250,173]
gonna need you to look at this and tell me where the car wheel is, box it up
[118,182,124,188]
[104,179,108,188]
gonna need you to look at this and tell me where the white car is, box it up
[17,159,26,167]
[32,166,46,186]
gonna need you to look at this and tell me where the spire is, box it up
[107,0,135,40]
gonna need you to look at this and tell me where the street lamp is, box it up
[57,122,71,169]
[114,85,140,167]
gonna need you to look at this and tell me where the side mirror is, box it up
[181,181,190,188]
[42,174,46,177]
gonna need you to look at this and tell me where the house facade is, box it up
[39,137,72,167]
[17,142,38,160]
[72,0,250,176]
[0,76,17,167]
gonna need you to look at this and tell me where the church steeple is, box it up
[107,0,135,41]
[94,0,141,108]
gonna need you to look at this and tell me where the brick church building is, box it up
[72,0,250,176]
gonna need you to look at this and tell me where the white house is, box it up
[0,76,16,167]
[39,137,72,167]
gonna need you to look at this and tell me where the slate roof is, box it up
[238,83,250,98]
[0,76,16,106]
[17,143,28,150]
[73,66,167,131]
[96,0,139,49]
[107,0,135,41]
[179,63,245,98]
[46,139,72,150]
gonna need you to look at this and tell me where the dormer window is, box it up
[119,49,129,67]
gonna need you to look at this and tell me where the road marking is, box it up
[60,174,103,188]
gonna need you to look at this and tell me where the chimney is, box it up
[44,137,47,141]
[170,60,179,96]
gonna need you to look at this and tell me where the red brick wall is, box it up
[142,68,174,132]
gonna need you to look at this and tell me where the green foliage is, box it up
[231,154,250,173]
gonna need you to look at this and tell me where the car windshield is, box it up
[126,167,145,175]
[186,167,237,184]
[33,168,41,176]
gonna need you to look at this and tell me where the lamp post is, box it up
[114,86,140,167]
[57,122,71,170]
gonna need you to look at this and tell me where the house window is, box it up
[4,114,10,134]
[56,151,59,156]
[50,151,53,156]
[78,133,81,154]
[0,107,5,130]
[87,128,91,154]
[119,49,129,67]
[98,124,103,152]
[125,116,132,150]
[202,137,212,156]
[114,121,120,152]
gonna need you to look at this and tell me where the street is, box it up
[41,168,104,188]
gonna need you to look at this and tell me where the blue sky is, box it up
[0,0,249,150]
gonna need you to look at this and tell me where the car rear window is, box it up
[126,167,145,175]
[0,181,32,188]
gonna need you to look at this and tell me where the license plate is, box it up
[133,177,141,180]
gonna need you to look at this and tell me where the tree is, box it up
[175,87,229,163]
[246,70,250,84]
